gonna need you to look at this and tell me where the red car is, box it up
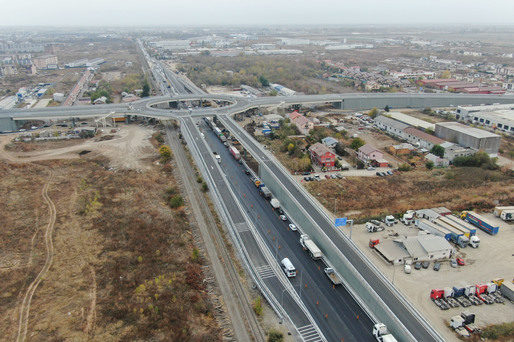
[456,258,465,266]
[325,175,331,179]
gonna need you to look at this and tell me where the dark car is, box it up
[302,171,310,175]
[386,170,393,176]
[304,176,311,182]
[414,262,422,270]
[245,170,251,175]
[433,262,441,271]
[422,261,430,269]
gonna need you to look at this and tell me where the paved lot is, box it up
[338,214,514,342]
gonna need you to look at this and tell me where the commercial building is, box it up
[309,143,336,169]
[402,127,446,150]
[375,115,409,137]
[374,235,454,265]
[456,104,514,135]
[435,122,501,156]
[65,59,88,68]
[33,55,58,69]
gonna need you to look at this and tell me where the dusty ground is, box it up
[0,124,221,341]
[0,124,156,170]
[336,216,514,342]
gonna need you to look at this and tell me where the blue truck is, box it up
[460,211,499,235]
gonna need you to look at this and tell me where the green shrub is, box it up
[169,195,183,208]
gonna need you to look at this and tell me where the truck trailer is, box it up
[500,209,514,221]
[461,211,499,235]
[415,219,452,241]
[229,146,241,160]
[494,206,514,217]
[300,234,322,260]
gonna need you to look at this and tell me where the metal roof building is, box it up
[434,121,501,155]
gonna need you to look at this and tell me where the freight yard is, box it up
[343,210,514,342]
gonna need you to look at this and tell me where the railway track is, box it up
[165,122,265,342]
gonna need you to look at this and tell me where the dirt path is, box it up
[16,171,57,342]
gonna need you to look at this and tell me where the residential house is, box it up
[358,144,384,163]
[322,137,338,149]
[93,96,107,105]
[309,143,336,169]
[288,111,314,135]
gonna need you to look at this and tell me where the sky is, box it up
[2,0,514,27]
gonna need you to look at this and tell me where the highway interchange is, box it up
[2,51,514,341]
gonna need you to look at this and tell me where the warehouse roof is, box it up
[403,127,446,145]
[388,111,435,130]
[375,115,409,131]
[435,122,500,139]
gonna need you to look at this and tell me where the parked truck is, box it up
[493,206,514,217]
[416,218,452,241]
[449,232,470,248]
[324,267,342,285]
[383,215,397,227]
[500,281,514,301]
[259,186,272,199]
[500,209,514,221]
[366,220,384,232]
[400,210,415,225]
[229,146,240,160]
[372,323,398,342]
[270,198,280,210]
[300,234,322,260]
[460,211,499,235]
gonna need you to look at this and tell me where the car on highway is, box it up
[456,258,465,266]
[288,224,297,231]
[245,170,251,175]
[279,215,288,221]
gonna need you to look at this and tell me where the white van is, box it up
[281,258,296,278]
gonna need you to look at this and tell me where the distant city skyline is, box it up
[2,0,514,27]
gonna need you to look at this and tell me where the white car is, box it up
[279,215,288,221]
[288,224,297,231]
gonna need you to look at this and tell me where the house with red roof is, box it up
[309,143,336,169]
[358,144,384,163]
[288,111,314,135]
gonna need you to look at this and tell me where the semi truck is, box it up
[366,220,384,232]
[383,215,397,227]
[493,206,514,217]
[300,234,322,260]
[399,210,415,225]
[449,232,470,248]
[440,215,480,247]
[270,198,280,210]
[324,267,342,285]
[460,211,499,235]
[500,209,514,221]
[415,218,452,241]
[372,323,398,342]
[229,146,240,160]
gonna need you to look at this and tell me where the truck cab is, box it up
[383,215,397,227]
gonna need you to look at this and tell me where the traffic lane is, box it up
[213,136,374,341]
[220,117,434,341]
[264,159,435,341]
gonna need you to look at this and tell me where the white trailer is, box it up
[300,234,322,260]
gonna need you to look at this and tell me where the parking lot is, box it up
[338,214,514,341]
